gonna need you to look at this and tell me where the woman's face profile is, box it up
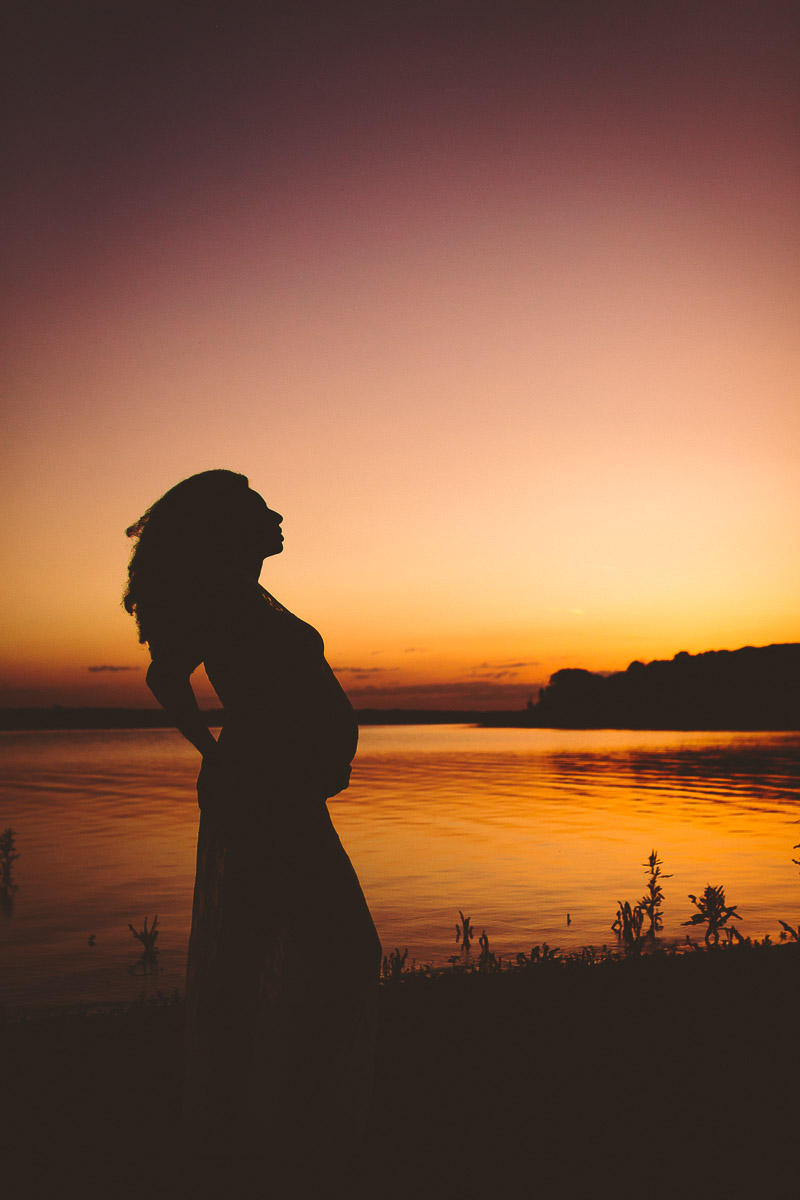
[244,489,284,560]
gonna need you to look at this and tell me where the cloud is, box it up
[403,647,426,653]
[469,669,518,680]
[332,666,386,678]
[87,665,140,673]
[477,660,539,669]
[469,659,540,678]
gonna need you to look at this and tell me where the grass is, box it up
[454,909,474,951]
[0,828,18,916]
[383,845,800,980]
[127,915,160,974]
[778,842,800,942]
[3,846,800,1195]
[2,934,798,1198]
[640,848,671,934]
[612,898,646,954]
[683,884,742,945]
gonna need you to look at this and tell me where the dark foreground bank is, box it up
[3,945,799,1198]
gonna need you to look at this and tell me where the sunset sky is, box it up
[4,0,798,709]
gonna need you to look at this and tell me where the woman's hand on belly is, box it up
[196,729,354,811]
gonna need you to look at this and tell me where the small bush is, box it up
[683,886,741,946]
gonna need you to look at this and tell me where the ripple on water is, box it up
[1,726,798,1005]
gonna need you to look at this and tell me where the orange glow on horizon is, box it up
[4,5,798,708]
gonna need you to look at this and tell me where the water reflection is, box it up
[0,727,798,1007]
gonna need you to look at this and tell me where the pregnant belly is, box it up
[217,710,355,796]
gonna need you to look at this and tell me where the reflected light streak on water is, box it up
[0,726,798,1008]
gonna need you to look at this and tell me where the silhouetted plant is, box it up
[566,945,606,966]
[683,885,741,945]
[477,929,500,973]
[0,828,19,916]
[612,900,645,954]
[778,844,800,943]
[406,960,437,977]
[128,915,159,974]
[640,849,671,935]
[516,943,561,968]
[382,947,409,980]
[0,828,18,884]
[455,910,474,952]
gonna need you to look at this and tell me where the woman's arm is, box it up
[147,658,228,814]
[146,660,219,759]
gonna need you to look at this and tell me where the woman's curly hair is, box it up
[124,469,250,647]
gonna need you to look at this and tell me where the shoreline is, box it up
[1,932,796,1019]
[3,942,798,1195]
[1,705,798,732]
[1,930,795,1016]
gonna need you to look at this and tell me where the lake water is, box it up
[1,725,799,1010]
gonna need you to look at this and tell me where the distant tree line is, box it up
[0,705,490,731]
[526,643,800,730]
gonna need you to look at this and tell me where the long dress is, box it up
[180,574,381,1173]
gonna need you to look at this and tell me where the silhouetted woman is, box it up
[123,470,381,1180]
